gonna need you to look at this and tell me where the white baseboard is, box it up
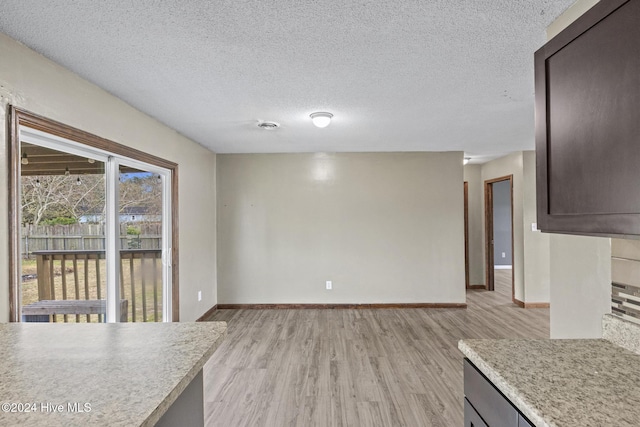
[494,265,512,270]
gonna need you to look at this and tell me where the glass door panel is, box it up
[118,164,165,322]
[20,140,107,323]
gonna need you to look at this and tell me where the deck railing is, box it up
[31,249,162,322]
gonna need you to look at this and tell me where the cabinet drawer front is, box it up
[464,359,518,427]
[464,398,488,427]
[519,414,534,427]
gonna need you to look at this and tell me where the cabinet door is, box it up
[464,360,519,426]
[535,0,640,235]
[464,399,488,427]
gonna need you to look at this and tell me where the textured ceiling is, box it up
[0,0,574,160]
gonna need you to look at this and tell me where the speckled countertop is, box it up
[0,322,226,426]
[459,338,640,427]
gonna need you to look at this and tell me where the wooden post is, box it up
[36,253,52,300]
[153,256,158,322]
[61,256,68,322]
[130,256,136,322]
[141,255,147,322]
[73,255,80,322]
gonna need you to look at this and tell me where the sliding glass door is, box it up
[18,126,172,322]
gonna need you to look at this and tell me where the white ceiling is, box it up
[0,1,574,160]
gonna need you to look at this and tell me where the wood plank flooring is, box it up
[203,270,548,426]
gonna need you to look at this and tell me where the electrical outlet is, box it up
[198,291,202,301]
[326,281,332,290]
[501,252,506,258]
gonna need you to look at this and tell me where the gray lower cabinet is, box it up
[464,398,488,427]
[464,359,534,427]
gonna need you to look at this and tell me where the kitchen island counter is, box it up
[0,321,226,426]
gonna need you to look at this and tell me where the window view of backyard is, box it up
[20,141,164,322]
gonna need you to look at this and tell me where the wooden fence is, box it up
[21,223,162,256]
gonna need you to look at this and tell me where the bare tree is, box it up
[119,173,162,217]
[21,172,162,226]
[21,175,104,225]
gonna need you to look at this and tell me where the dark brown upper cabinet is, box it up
[535,0,640,236]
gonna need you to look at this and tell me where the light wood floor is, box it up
[203,270,548,426]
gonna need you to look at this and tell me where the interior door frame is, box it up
[8,106,180,322]
[464,181,470,289]
[484,175,514,301]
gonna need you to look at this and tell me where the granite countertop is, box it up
[0,322,226,426]
[459,338,640,427]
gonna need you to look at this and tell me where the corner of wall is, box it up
[463,164,485,286]
[211,153,218,308]
[522,151,550,304]
[546,0,611,339]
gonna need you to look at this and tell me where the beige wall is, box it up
[217,152,466,304]
[464,164,484,285]
[550,235,610,338]
[0,33,217,322]
[546,0,612,338]
[522,151,550,303]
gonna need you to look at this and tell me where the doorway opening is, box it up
[484,175,514,301]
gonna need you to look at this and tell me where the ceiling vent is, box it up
[257,121,279,130]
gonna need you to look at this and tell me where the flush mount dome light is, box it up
[258,121,279,130]
[310,112,333,128]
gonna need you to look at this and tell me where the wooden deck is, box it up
[27,249,162,322]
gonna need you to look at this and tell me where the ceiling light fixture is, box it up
[463,157,471,165]
[87,158,96,164]
[258,121,279,130]
[310,112,333,128]
[64,167,70,176]
[21,152,29,165]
